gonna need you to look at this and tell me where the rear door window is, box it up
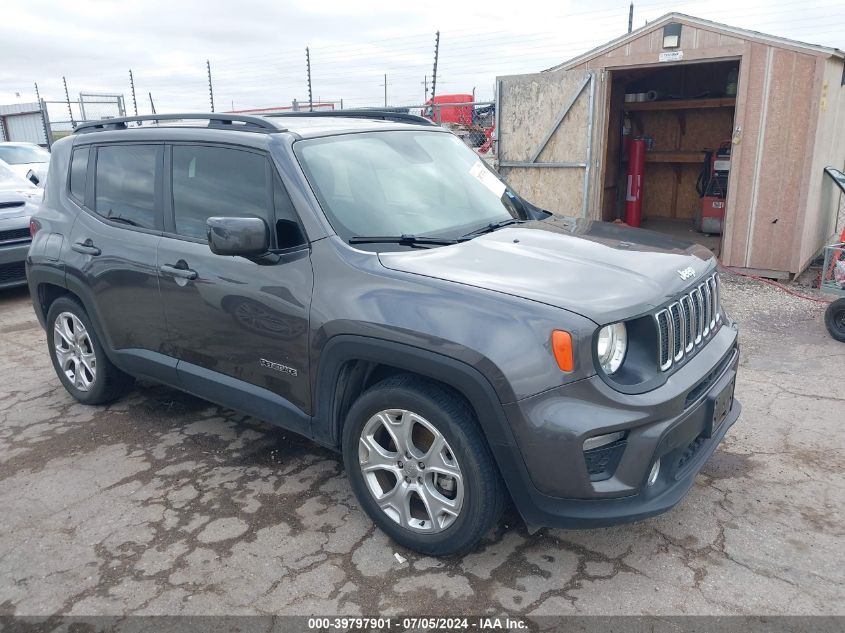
[171,145,270,241]
[94,144,161,230]
[69,146,89,203]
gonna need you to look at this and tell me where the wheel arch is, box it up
[312,335,534,503]
[28,264,118,362]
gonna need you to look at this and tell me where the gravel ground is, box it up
[0,275,843,618]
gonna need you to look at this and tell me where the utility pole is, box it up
[149,92,156,114]
[206,60,215,112]
[306,47,313,112]
[421,75,429,102]
[628,2,634,33]
[431,31,440,102]
[129,69,138,117]
[62,76,75,127]
[34,82,50,146]
[381,74,389,107]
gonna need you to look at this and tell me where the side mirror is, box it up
[26,169,40,186]
[206,217,270,257]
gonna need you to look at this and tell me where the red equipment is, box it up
[695,141,731,234]
[422,94,474,125]
[421,93,495,152]
[625,139,646,228]
[699,196,726,234]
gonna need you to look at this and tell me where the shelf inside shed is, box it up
[623,97,736,112]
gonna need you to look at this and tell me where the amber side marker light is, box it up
[551,330,574,372]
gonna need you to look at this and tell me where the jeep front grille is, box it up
[655,273,721,371]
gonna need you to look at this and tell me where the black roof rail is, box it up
[266,109,437,127]
[73,113,285,134]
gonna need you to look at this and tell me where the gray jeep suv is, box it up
[27,112,740,556]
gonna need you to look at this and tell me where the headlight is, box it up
[596,322,627,374]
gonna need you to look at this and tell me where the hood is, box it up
[378,217,716,324]
[0,188,41,220]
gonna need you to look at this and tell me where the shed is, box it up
[496,13,845,277]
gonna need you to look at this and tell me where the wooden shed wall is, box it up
[797,56,845,271]
[728,44,819,273]
[570,24,745,70]
[497,70,592,216]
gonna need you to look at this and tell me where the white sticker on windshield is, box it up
[469,161,506,199]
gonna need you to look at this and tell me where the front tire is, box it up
[46,296,134,404]
[342,374,505,556]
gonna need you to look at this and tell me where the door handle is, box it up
[71,240,101,256]
[160,263,198,280]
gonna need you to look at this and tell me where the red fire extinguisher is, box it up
[625,138,646,228]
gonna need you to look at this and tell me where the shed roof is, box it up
[546,12,844,72]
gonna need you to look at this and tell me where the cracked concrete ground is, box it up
[0,276,842,617]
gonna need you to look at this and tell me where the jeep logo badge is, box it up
[677,266,696,280]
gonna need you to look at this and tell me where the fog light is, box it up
[647,460,661,486]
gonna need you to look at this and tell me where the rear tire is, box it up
[342,374,505,556]
[46,296,134,404]
[825,298,845,342]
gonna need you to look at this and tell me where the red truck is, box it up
[421,93,495,153]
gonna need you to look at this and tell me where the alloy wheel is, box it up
[358,408,464,533]
[53,311,97,392]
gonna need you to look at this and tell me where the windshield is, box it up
[0,144,49,165]
[296,131,521,241]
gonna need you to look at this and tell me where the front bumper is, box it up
[502,321,740,529]
[0,242,31,289]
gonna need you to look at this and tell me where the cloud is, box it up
[1,0,842,115]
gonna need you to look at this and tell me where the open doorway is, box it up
[600,60,739,255]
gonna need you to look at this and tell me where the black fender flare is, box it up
[28,263,120,366]
[26,264,67,328]
[312,334,536,506]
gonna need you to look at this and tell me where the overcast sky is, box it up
[2,0,842,121]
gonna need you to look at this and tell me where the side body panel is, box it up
[157,240,314,419]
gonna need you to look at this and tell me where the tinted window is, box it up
[172,145,268,240]
[95,145,159,229]
[69,147,89,203]
[273,174,305,249]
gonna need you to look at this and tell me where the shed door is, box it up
[497,70,595,217]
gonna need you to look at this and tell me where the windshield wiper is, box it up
[349,234,459,246]
[460,218,525,240]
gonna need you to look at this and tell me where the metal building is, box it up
[0,102,51,146]
[497,13,845,278]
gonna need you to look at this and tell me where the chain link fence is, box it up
[24,89,499,156]
[230,99,497,156]
[414,100,496,156]
[43,93,125,140]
